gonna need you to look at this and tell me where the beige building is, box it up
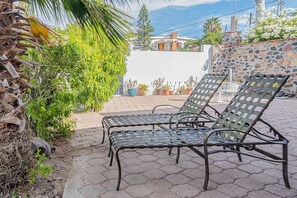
[151,32,194,51]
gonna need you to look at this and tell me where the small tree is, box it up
[133,4,154,50]
[199,18,223,45]
[180,40,201,52]
[203,17,222,34]
[199,32,223,45]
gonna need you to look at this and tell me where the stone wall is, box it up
[221,32,242,46]
[212,38,297,92]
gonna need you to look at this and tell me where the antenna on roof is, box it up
[231,0,238,32]
[224,24,228,32]
[234,0,238,16]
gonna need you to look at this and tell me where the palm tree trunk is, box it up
[0,0,35,193]
[1,0,132,194]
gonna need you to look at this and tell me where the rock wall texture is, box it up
[212,38,297,92]
[222,32,242,45]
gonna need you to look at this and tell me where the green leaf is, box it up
[28,0,134,46]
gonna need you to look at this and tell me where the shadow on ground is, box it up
[63,99,297,198]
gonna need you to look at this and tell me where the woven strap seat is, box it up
[103,113,176,128]
[110,128,237,151]
[103,113,198,128]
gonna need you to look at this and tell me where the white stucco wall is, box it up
[124,45,212,92]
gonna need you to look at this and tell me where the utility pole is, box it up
[249,13,253,28]
[254,0,266,23]
[277,0,283,16]
[231,16,238,32]
[231,0,238,32]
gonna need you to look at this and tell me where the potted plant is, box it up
[152,77,165,95]
[178,85,186,95]
[185,84,192,95]
[138,84,149,96]
[170,82,176,95]
[162,82,171,96]
[126,79,138,96]
[185,76,198,95]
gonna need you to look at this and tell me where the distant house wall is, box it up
[151,33,194,51]
[212,38,297,92]
[124,45,211,93]
[165,42,171,51]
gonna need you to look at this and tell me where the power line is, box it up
[155,0,278,36]
[240,19,249,33]
[283,0,294,6]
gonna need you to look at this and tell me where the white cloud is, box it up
[119,0,221,17]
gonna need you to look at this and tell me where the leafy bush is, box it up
[28,150,54,185]
[180,32,222,52]
[25,25,129,139]
[11,192,30,198]
[179,40,201,52]
[25,44,78,139]
[199,32,223,45]
[247,7,297,42]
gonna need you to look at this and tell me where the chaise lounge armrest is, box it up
[204,128,289,147]
[173,114,215,128]
[152,104,180,114]
[255,118,288,141]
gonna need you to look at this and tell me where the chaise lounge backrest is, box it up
[211,74,289,141]
[179,73,227,114]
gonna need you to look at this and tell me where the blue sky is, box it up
[122,0,297,38]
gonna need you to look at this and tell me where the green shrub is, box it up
[25,44,78,139]
[25,25,129,139]
[28,150,54,185]
[11,192,30,198]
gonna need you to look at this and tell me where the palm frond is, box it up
[102,0,136,7]
[28,0,134,46]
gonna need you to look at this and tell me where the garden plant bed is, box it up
[11,137,73,198]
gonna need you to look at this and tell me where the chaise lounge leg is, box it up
[108,128,112,157]
[236,146,242,162]
[101,121,105,144]
[203,146,210,190]
[115,150,122,191]
[168,148,172,155]
[176,147,180,164]
[283,144,290,188]
[109,150,114,166]
[108,145,112,157]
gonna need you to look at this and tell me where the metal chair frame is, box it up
[109,74,290,191]
[102,74,228,144]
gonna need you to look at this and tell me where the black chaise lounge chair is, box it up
[101,73,228,144]
[109,74,290,191]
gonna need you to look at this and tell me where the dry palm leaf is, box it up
[28,16,60,44]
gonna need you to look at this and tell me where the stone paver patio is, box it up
[63,95,297,198]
